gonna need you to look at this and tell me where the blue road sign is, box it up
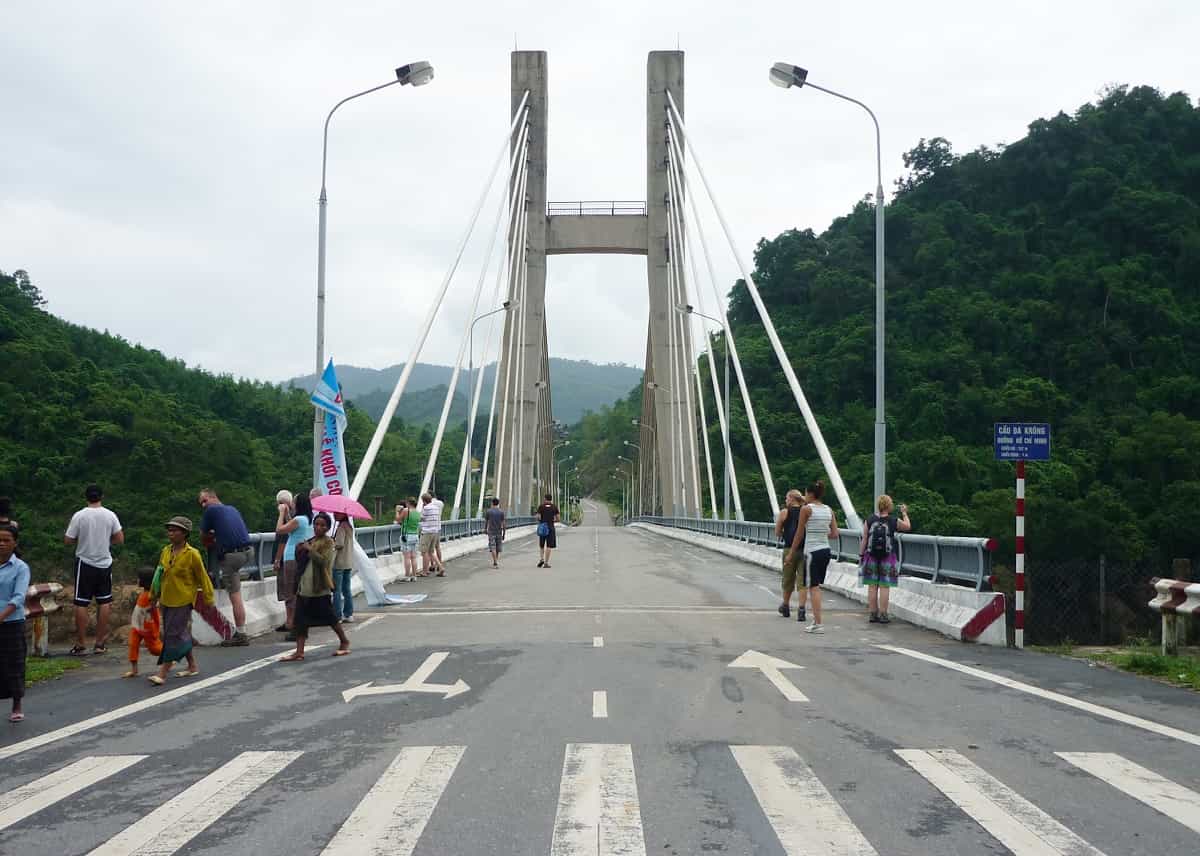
[994,422,1051,461]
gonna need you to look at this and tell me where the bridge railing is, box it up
[629,516,996,591]
[233,516,537,580]
[547,200,647,216]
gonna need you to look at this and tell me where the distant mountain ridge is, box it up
[286,358,642,425]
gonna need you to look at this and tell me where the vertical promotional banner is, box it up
[311,359,348,497]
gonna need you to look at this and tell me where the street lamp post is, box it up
[632,418,658,516]
[466,300,515,519]
[616,460,634,523]
[556,455,573,508]
[770,62,886,501]
[313,61,434,483]
[678,304,733,520]
[623,440,641,517]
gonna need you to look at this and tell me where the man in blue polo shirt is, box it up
[198,488,252,646]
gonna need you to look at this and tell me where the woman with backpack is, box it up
[859,495,911,624]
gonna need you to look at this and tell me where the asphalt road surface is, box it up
[3,502,1199,854]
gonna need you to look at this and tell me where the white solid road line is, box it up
[350,615,383,632]
[730,745,876,856]
[593,691,608,718]
[879,645,1200,748]
[0,647,324,762]
[89,750,301,856]
[897,749,1106,856]
[1058,752,1200,836]
[0,755,146,832]
[322,745,466,856]
[593,636,604,648]
[551,743,646,856]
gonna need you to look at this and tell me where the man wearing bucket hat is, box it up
[148,516,213,686]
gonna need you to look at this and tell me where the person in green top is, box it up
[281,513,351,662]
[395,497,420,582]
[149,516,214,686]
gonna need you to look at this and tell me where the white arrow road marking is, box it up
[342,651,470,703]
[728,650,808,702]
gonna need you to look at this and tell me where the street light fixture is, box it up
[632,418,658,516]
[465,299,516,518]
[312,60,435,481]
[676,303,733,520]
[623,440,642,517]
[556,455,573,506]
[770,60,887,501]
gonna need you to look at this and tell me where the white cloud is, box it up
[2,1,1197,382]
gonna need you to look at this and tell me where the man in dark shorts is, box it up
[198,488,252,646]
[484,498,506,568]
[536,494,560,568]
[774,489,807,621]
[64,485,123,655]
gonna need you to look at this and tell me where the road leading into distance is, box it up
[3,507,1199,854]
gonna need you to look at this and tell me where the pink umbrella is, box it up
[311,494,373,520]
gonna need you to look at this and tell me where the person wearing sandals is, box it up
[282,513,351,661]
[396,498,420,581]
[149,516,213,686]
[274,492,314,638]
[860,495,911,624]
[64,484,123,656]
[0,525,30,722]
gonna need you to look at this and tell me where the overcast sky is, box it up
[3,1,1197,383]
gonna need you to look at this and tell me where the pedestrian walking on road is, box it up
[0,525,30,722]
[797,480,837,634]
[860,495,911,624]
[282,513,351,662]
[64,484,123,656]
[149,516,213,686]
[432,491,446,571]
[776,489,807,621]
[396,498,420,581]
[418,492,444,577]
[485,498,506,568]
[197,488,252,646]
[275,493,314,638]
[123,570,162,678]
[331,513,355,622]
[536,494,560,568]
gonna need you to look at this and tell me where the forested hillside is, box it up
[575,85,1200,568]
[0,270,467,580]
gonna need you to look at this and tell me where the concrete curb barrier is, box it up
[192,525,540,645]
[630,522,1007,646]
[24,582,64,657]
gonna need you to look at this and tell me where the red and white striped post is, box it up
[1015,460,1026,648]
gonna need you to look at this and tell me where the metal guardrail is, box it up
[629,516,996,591]
[547,200,647,216]
[231,516,537,580]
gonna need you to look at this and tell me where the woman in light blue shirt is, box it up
[0,524,31,722]
[274,493,314,637]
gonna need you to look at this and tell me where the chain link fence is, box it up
[993,556,1165,647]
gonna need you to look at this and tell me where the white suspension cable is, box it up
[665,110,779,516]
[449,131,530,517]
[492,145,530,508]
[666,148,717,517]
[476,329,505,515]
[350,93,531,500]
[669,134,743,519]
[508,231,531,509]
[420,131,530,497]
[666,91,860,527]
[664,142,704,512]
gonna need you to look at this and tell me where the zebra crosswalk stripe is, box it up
[88,750,301,856]
[897,749,1106,855]
[1057,752,1200,836]
[321,745,466,856]
[729,745,877,856]
[0,755,146,832]
[551,743,646,856]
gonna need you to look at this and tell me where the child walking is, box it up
[123,570,162,678]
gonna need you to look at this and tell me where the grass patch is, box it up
[25,657,85,685]
[1088,646,1200,691]
[1031,642,1077,656]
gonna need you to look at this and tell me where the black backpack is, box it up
[867,517,893,559]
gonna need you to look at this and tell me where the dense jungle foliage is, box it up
[0,268,467,582]
[577,85,1200,569]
